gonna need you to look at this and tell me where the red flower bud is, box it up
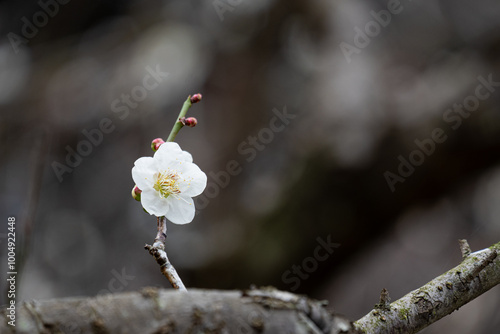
[151,138,165,152]
[131,186,142,201]
[190,93,202,104]
[180,117,197,127]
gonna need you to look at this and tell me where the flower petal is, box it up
[140,189,169,216]
[132,157,157,190]
[164,196,195,224]
[155,142,184,164]
[177,163,207,197]
[180,150,193,163]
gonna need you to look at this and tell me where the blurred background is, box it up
[1,0,500,332]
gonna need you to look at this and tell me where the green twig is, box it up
[166,96,193,142]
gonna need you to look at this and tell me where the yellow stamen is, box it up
[153,171,181,198]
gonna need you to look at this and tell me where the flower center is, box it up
[153,171,181,198]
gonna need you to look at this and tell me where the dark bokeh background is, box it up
[1,0,500,332]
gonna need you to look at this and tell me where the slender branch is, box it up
[144,217,187,291]
[354,240,500,334]
[166,96,192,142]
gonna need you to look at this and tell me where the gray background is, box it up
[1,0,500,332]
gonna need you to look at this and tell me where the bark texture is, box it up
[3,242,499,333]
[354,241,500,334]
[3,287,358,334]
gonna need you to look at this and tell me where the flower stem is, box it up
[166,96,193,142]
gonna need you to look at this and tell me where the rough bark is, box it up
[2,287,358,334]
[2,241,499,334]
[354,241,500,334]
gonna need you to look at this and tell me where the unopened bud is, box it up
[190,93,202,104]
[180,117,197,127]
[151,138,165,152]
[131,186,142,201]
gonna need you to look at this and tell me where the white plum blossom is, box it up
[132,142,207,224]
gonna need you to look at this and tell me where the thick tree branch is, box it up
[5,288,357,334]
[4,241,499,333]
[354,240,500,334]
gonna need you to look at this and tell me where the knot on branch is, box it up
[374,288,391,311]
[459,239,471,260]
[145,241,187,291]
[144,244,167,266]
